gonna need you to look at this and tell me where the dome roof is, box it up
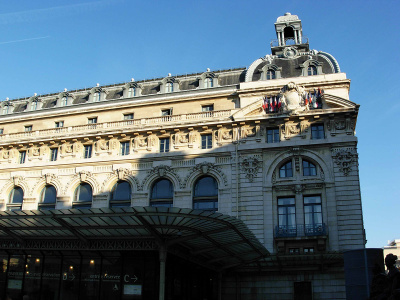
[276,12,300,23]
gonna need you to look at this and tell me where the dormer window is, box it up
[165,82,173,93]
[266,70,276,80]
[93,91,101,102]
[2,106,8,115]
[31,101,38,111]
[204,77,213,88]
[308,65,317,76]
[128,87,136,97]
[61,96,68,106]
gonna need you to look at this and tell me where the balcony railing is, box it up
[275,223,327,238]
[270,36,309,48]
[0,109,232,143]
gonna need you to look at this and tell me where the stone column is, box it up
[159,245,167,300]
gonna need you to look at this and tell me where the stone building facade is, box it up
[0,13,365,300]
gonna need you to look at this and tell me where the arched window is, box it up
[2,105,9,115]
[61,96,68,106]
[150,179,173,207]
[8,187,24,211]
[266,70,276,80]
[308,65,317,76]
[110,181,131,208]
[73,183,92,209]
[39,185,57,210]
[31,101,38,111]
[128,87,136,98]
[279,161,293,178]
[165,82,173,93]
[193,176,218,212]
[204,77,213,88]
[303,160,317,176]
[93,91,101,102]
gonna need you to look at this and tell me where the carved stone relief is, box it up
[184,162,228,187]
[241,156,261,182]
[332,148,357,176]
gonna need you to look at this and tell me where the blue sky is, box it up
[0,0,398,248]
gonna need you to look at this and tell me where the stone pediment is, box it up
[232,93,358,121]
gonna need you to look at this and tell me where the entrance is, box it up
[0,251,217,300]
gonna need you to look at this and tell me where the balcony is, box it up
[275,223,327,238]
[0,109,233,143]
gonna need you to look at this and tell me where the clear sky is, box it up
[0,0,398,248]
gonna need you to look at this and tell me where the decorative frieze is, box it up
[241,156,261,182]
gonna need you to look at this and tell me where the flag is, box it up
[262,97,268,110]
[277,95,281,109]
[273,96,277,112]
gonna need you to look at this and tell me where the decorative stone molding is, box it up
[331,148,357,176]
[184,162,228,188]
[274,183,323,193]
[140,165,183,191]
[240,156,261,182]
[64,171,99,195]
[101,168,140,193]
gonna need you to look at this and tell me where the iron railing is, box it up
[270,36,309,48]
[275,223,327,238]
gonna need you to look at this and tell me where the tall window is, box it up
[93,91,101,102]
[266,70,276,80]
[19,151,26,164]
[50,148,58,161]
[267,128,280,143]
[165,82,173,93]
[204,77,213,88]
[84,145,92,159]
[110,181,131,208]
[2,105,9,115]
[278,197,296,232]
[193,176,218,212]
[8,187,24,211]
[61,96,68,106]
[311,124,324,139]
[307,65,317,76]
[159,138,170,153]
[304,196,323,234]
[39,185,57,210]
[201,134,212,149]
[202,104,214,112]
[73,183,92,209]
[120,141,130,156]
[128,87,136,97]
[31,101,38,111]
[150,179,173,207]
[279,161,293,178]
[303,160,317,176]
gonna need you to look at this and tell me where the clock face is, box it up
[283,47,298,58]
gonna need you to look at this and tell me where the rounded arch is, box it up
[0,177,30,201]
[149,178,174,207]
[39,185,57,205]
[31,174,63,200]
[101,170,139,194]
[65,171,99,197]
[184,163,227,190]
[141,165,182,192]
[265,149,333,185]
[110,180,132,202]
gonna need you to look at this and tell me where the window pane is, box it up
[194,176,218,197]
[42,185,57,204]
[112,181,131,201]
[10,187,24,204]
[151,179,173,199]
[76,183,92,202]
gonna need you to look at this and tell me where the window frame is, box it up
[120,141,130,156]
[19,151,26,164]
[84,145,93,159]
[193,176,218,212]
[266,69,276,80]
[159,138,170,153]
[311,124,325,140]
[50,148,58,162]
[55,121,64,128]
[202,104,214,112]
[110,180,131,208]
[267,128,280,143]
[73,183,93,209]
[123,113,134,120]
[307,65,317,76]
[279,161,293,178]
[150,179,173,208]
[8,186,24,211]
[201,134,212,149]
[204,77,213,88]
[24,125,33,132]
[303,160,317,176]
[38,185,57,210]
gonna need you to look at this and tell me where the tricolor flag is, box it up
[277,95,281,109]
[262,97,268,111]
